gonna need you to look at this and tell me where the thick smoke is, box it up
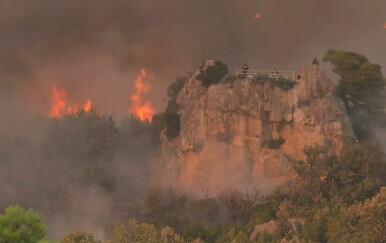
[0,110,159,238]
[1,0,386,113]
[1,0,386,239]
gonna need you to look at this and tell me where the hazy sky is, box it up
[1,0,386,114]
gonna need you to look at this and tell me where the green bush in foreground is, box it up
[0,206,47,243]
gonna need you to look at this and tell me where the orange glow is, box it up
[130,69,155,122]
[382,23,386,29]
[83,100,93,112]
[48,85,68,118]
[254,13,261,19]
[48,85,93,118]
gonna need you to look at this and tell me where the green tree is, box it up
[110,222,130,243]
[326,209,370,243]
[167,76,188,102]
[48,108,121,189]
[289,143,384,204]
[219,191,255,225]
[301,208,329,243]
[274,201,294,240]
[0,206,47,243]
[334,144,384,203]
[323,49,386,139]
[326,188,386,242]
[230,230,250,243]
[356,187,386,242]
[154,76,187,140]
[160,226,182,243]
[139,188,188,231]
[289,144,334,201]
[182,224,213,242]
[128,219,158,243]
[188,198,220,226]
[253,232,280,243]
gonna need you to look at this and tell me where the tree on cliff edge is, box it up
[197,60,228,87]
[323,49,386,140]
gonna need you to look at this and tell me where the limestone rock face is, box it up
[161,62,355,195]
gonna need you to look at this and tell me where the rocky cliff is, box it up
[159,61,355,195]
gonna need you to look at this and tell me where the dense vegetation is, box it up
[252,74,298,91]
[4,143,384,242]
[153,75,187,140]
[0,108,160,242]
[324,49,386,140]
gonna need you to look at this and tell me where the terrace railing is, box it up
[235,70,295,80]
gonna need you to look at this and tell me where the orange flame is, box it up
[48,85,93,118]
[254,13,262,19]
[49,85,68,118]
[83,100,93,112]
[382,23,386,29]
[130,69,155,122]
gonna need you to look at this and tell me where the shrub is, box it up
[263,138,285,149]
[138,187,188,231]
[197,61,229,87]
[128,219,158,243]
[253,232,280,243]
[270,77,298,90]
[61,231,101,243]
[252,74,298,90]
[160,226,182,243]
[154,76,187,140]
[49,107,121,160]
[355,187,386,242]
[162,102,182,140]
[297,99,310,107]
[183,224,214,242]
[167,76,187,101]
[224,74,237,84]
[252,73,271,84]
[188,198,220,225]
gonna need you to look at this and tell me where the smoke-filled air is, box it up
[0,1,386,242]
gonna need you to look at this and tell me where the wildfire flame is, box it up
[48,85,93,118]
[83,100,93,112]
[49,85,67,118]
[130,69,155,122]
[382,23,386,29]
[254,13,262,19]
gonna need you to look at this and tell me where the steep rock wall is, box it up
[159,62,355,195]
